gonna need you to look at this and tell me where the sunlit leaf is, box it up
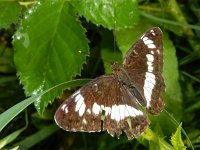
[171,123,186,150]
[13,1,89,114]
[71,0,139,30]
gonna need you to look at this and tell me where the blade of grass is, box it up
[139,11,200,30]
[181,71,200,83]
[18,124,58,149]
[0,79,90,131]
[0,111,28,149]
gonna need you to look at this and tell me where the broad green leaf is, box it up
[13,1,89,114]
[71,0,139,30]
[163,33,182,119]
[0,1,20,28]
[0,79,90,131]
[171,123,186,150]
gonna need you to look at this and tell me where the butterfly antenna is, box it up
[163,109,194,150]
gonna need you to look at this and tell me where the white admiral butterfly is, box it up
[54,27,165,140]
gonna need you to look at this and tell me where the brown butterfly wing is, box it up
[122,27,165,115]
[55,75,149,139]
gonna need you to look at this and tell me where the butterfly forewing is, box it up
[55,75,149,139]
[123,27,165,115]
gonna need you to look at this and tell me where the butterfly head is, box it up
[111,62,122,75]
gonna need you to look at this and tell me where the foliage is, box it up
[0,0,200,149]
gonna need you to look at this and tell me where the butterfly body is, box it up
[55,27,165,140]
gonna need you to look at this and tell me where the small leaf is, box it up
[0,1,20,28]
[171,123,186,150]
[71,0,139,30]
[13,1,89,114]
[143,128,174,150]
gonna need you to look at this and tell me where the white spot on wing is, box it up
[87,109,91,114]
[75,95,82,111]
[94,83,98,91]
[147,66,153,72]
[146,54,154,62]
[61,104,68,114]
[144,52,157,107]
[61,104,66,111]
[74,93,86,116]
[92,102,101,115]
[151,29,156,36]
[146,54,154,73]
[79,102,86,116]
[83,118,87,124]
[111,105,120,121]
[110,104,143,121]
[147,44,156,49]
[142,36,156,49]
[157,49,160,54]
[72,90,80,98]
[90,103,143,122]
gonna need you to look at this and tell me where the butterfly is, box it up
[54,27,165,140]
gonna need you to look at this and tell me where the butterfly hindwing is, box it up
[55,75,149,139]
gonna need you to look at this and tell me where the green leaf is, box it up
[171,123,186,150]
[71,0,139,30]
[0,1,20,29]
[13,1,89,114]
[163,33,182,120]
[143,128,174,150]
